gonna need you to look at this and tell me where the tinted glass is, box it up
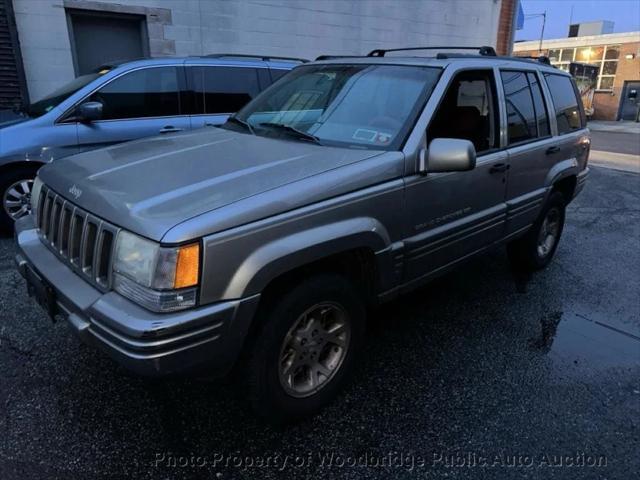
[501,71,537,144]
[527,72,550,137]
[235,64,441,150]
[192,67,260,114]
[544,74,583,134]
[270,69,290,83]
[91,67,180,120]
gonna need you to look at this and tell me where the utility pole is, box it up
[538,11,547,54]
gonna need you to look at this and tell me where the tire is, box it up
[0,165,40,233]
[507,191,566,272]
[243,273,366,424]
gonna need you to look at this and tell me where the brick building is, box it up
[514,30,640,121]
[1,0,519,106]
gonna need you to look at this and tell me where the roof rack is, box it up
[367,46,497,57]
[435,52,556,67]
[315,55,364,61]
[203,53,308,63]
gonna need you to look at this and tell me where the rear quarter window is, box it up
[543,73,585,134]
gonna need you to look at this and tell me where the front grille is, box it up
[35,185,119,290]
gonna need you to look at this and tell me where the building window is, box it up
[547,44,620,92]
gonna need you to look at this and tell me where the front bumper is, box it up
[14,216,260,377]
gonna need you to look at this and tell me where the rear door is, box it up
[499,68,558,237]
[187,64,263,129]
[75,65,191,148]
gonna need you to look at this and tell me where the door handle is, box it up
[159,126,183,134]
[545,145,561,155]
[489,163,510,174]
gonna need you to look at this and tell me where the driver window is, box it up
[88,67,181,120]
[427,70,498,154]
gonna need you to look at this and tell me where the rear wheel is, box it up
[243,273,366,423]
[507,191,566,271]
[0,165,40,233]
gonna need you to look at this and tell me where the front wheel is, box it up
[507,191,566,271]
[243,274,366,423]
[0,165,40,233]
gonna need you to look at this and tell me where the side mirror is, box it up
[419,138,476,174]
[76,101,103,123]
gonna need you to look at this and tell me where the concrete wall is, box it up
[13,0,505,101]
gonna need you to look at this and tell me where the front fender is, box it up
[210,217,391,300]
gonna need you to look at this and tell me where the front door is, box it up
[76,66,191,149]
[403,69,508,283]
[619,81,640,121]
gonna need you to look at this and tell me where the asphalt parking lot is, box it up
[0,166,638,479]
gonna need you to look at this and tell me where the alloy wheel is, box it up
[278,302,351,398]
[3,179,34,220]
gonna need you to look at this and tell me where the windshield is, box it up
[26,72,104,118]
[233,64,441,150]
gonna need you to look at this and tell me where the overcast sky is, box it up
[516,0,640,41]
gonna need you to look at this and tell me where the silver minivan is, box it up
[15,46,590,422]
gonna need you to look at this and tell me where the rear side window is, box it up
[527,73,550,138]
[500,71,537,144]
[191,66,260,114]
[270,69,290,83]
[91,67,181,120]
[544,73,584,134]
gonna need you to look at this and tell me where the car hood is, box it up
[0,110,29,128]
[39,128,384,241]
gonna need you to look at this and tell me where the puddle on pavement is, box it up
[531,312,640,371]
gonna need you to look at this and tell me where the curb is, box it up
[589,150,640,174]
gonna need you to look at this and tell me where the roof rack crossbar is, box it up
[367,46,497,57]
[204,53,308,63]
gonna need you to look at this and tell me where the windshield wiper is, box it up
[258,122,322,145]
[224,116,255,135]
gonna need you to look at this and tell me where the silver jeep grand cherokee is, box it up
[15,47,589,422]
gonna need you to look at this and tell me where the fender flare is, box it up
[222,217,392,298]
[545,158,579,188]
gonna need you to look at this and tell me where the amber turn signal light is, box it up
[174,243,200,289]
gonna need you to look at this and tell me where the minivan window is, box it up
[269,69,290,83]
[27,72,103,118]
[191,66,260,114]
[500,71,538,144]
[527,73,550,138]
[234,64,441,150]
[88,67,181,120]
[544,73,584,134]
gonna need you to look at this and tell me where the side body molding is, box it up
[222,217,391,299]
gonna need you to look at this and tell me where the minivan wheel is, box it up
[507,191,566,271]
[244,274,365,423]
[0,166,40,233]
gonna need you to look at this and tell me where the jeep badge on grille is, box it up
[69,185,82,200]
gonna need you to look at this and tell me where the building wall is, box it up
[12,0,509,101]
[514,32,640,120]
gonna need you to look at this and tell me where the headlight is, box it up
[30,176,43,217]
[113,231,200,312]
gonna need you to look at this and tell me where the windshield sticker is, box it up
[353,129,378,142]
[376,132,391,144]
